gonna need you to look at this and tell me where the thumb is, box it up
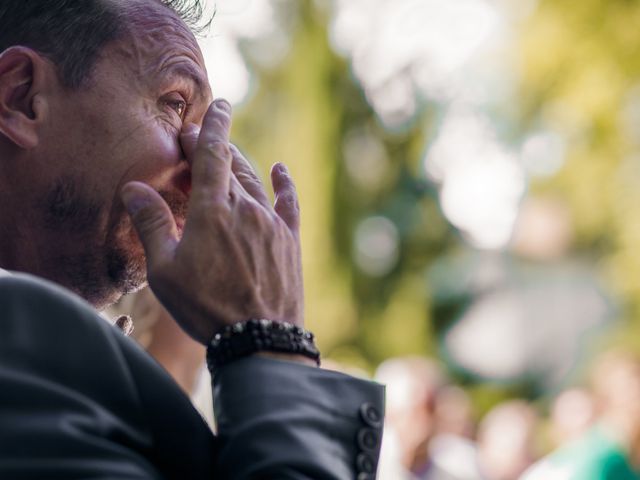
[120,181,179,265]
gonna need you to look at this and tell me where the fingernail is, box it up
[215,98,232,113]
[276,163,288,175]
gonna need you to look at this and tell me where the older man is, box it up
[0,1,384,478]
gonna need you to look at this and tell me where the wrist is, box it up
[206,319,321,374]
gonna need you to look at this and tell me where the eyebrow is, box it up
[160,62,212,103]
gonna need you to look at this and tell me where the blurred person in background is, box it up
[548,387,597,449]
[476,400,540,480]
[428,385,483,480]
[375,356,446,479]
[521,351,640,479]
[375,356,482,480]
[434,385,476,439]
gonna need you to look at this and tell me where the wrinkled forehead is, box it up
[111,0,206,75]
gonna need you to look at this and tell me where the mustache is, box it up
[159,189,189,221]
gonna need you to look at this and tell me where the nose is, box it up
[179,123,201,164]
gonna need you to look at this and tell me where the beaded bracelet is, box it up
[206,319,321,373]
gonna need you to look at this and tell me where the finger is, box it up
[229,174,244,202]
[179,123,200,160]
[191,99,233,202]
[121,181,179,266]
[230,145,270,209]
[271,163,300,232]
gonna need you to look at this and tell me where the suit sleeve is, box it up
[213,357,385,480]
[0,275,163,480]
[0,273,385,480]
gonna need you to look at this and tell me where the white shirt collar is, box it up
[0,268,11,277]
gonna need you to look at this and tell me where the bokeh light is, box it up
[184,0,640,475]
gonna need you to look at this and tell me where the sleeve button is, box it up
[357,428,380,452]
[356,452,376,474]
[359,402,382,428]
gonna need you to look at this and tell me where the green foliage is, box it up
[518,0,640,341]
[233,0,454,371]
[230,0,640,406]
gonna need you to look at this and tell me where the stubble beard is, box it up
[40,177,188,309]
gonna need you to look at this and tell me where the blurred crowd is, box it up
[375,353,640,480]
[109,288,640,480]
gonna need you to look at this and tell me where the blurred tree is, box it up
[517,0,640,350]
[224,0,640,411]
[231,0,455,370]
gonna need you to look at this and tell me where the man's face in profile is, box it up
[35,1,212,306]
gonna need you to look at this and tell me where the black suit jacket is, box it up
[0,273,384,479]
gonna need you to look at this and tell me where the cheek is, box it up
[105,123,183,228]
[151,128,182,165]
[125,123,183,179]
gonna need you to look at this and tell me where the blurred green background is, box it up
[199,0,640,415]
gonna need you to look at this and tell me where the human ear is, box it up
[0,47,50,149]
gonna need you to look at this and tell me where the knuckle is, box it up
[235,171,254,182]
[235,171,261,188]
[235,156,256,173]
[193,193,231,219]
[211,115,230,131]
[239,200,263,218]
[134,209,172,234]
[276,175,297,193]
[275,166,293,182]
[201,141,230,160]
[213,105,231,119]
[277,191,299,208]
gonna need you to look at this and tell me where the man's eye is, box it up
[164,97,188,121]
